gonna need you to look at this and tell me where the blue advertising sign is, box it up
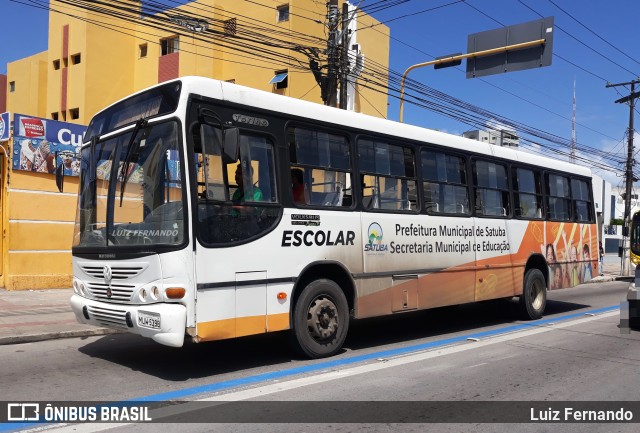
[0,112,10,141]
[13,114,86,176]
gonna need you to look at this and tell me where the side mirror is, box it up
[222,127,239,164]
[55,151,64,193]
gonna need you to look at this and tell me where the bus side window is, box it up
[473,160,509,217]
[513,167,542,220]
[546,174,571,221]
[357,138,417,212]
[571,178,593,222]
[421,149,468,215]
[288,126,352,208]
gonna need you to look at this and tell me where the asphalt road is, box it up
[1,281,638,433]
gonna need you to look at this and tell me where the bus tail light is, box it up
[166,287,186,299]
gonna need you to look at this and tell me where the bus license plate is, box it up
[138,311,161,329]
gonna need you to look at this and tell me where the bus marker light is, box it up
[166,287,186,299]
[277,292,287,300]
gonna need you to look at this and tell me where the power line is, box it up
[547,0,640,67]
[356,0,465,31]
[13,0,627,175]
[518,0,638,77]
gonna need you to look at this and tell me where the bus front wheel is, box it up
[292,279,349,359]
[519,268,546,320]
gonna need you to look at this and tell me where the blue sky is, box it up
[1,0,638,187]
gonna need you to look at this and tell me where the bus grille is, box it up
[87,283,136,302]
[86,305,128,328]
[80,265,145,280]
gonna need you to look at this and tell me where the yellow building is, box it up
[2,0,390,290]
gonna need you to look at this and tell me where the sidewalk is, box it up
[0,257,634,346]
[0,288,121,345]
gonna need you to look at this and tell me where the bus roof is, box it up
[103,76,593,179]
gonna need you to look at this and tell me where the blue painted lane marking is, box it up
[134,305,619,402]
[0,305,620,432]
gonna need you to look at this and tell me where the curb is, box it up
[586,275,633,284]
[0,328,124,346]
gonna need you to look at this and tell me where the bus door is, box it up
[360,212,419,316]
[235,271,267,337]
[473,159,515,301]
[474,219,515,301]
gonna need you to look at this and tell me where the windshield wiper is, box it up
[119,118,147,206]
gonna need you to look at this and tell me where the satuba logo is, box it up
[364,222,388,252]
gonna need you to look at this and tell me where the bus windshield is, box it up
[73,120,185,249]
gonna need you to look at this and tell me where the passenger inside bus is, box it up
[232,163,263,203]
[291,168,307,204]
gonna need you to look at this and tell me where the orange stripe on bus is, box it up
[197,313,290,341]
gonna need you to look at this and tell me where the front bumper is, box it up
[70,294,187,347]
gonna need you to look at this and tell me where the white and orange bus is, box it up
[67,77,598,358]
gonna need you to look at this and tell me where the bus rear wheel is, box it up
[519,268,546,320]
[292,279,349,359]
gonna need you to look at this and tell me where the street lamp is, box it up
[399,39,547,123]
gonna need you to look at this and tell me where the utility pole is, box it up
[339,1,350,110]
[571,79,576,163]
[607,79,640,275]
[326,0,340,107]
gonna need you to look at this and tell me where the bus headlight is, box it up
[78,282,87,296]
[73,280,79,294]
[150,286,160,301]
[139,288,148,302]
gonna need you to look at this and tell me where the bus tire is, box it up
[519,269,546,320]
[291,279,349,359]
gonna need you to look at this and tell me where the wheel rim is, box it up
[306,295,339,343]
[530,278,545,311]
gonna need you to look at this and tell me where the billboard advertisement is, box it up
[0,112,9,141]
[12,114,86,176]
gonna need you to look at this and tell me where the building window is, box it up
[277,4,289,22]
[71,53,81,65]
[53,60,60,70]
[225,79,236,84]
[269,69,288,89]
[160,36,179,56]
[223,18,237,36]
[51,113,59,120]
[70,108,80,120]
[139,43,148,58]
[9,81,15,92]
